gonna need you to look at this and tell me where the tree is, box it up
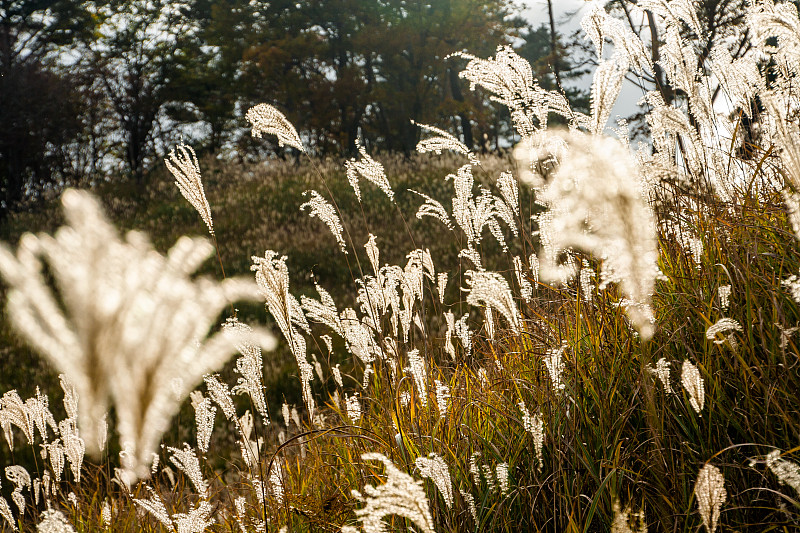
[89,0,198,183]
[0,0,98,216]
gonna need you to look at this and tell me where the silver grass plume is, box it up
[349,453,434,533]
[245,103,304,152]
[694,464,726,533]
[0,189,276,482]
[300,190,348,253]
[464,270,521,334]
[681,361,705,415]
[408,349,428,407]
[764,450,800,496]
[530,131,659,339]
[611,500,647,533]
[410,189,453,230]
[415,453,454,508]
[591,59,627,135]
[6,465,30,514]
[224,318,269,421]
[165,143,213,236]
[519,402,545,471]
[345,139,394,203]
[36,508,76,533]
[0,495,15,532]
[453,46,573,136]
[705,318,742,346]
[413,121,480,165]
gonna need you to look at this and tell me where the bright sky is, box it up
[522,0,644,127]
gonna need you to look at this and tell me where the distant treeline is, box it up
[0,0,588,217]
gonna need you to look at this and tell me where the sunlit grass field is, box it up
[3,3,800,532]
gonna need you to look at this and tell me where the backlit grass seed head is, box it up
[530,131,659,339]
[465,270,521,334]
[717,285,732,310]
[496,463,510,494]
[434,380,450,418]
[694,464,726,533]
[300,190,348,253]
[454,46,572,135]
[681,361,705,415]
[413,121,480,166]
[408,349,428,407]
[764,450,800,496]
[245,103,304,152]
[611,501,647,533]
[346,139,394,203]
[648,357,673,394]
[520,402,545,471]
[36,508,76,533]
[165,143,213,236]
[0,497,15,532]
[346,393,361,424]
[190,392,215,454]
[0,189,275,482]
[224,318,269,421]
[415,453,454,508]
[544,343,567,392]
[705,318,743,344]
[351,453,434,533]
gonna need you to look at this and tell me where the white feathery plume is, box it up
[169,444,208,499]
[455,314,472,357]
[437,273,448,304]
[408,349,428,407]
[514,256,533,302]
[0,390,34,450]
[413,121,479,165]
[224,318,269,421]
[453,46,572,135]
[165,143,214,236]
[351,453,435,533]
[519,402,545,471]
[6,465,30,514]
[497,171,519,216]
[345,393,361,424]
[365,234,380,274]
[0,495,15,532]
[465,270,521,334]
[590,59,626,135]
[681,361,705,415]
[694,464,726,533]
[245,103,304,152]
[410,190,454,230]
[300,190,348,253]
[302,283,343,336]
[58,419,84,482]
[530,131,659,339]
[0,190,275,482]
[345,139,394,202]
[544,343,567,392]
[647,357,673,394]
[252,251,311,366]
[434,380,450,418]
[204,374,236,420]
[189,392,215,454]
[495,463,510,495]
[611,500,647,533]
[705,318,743,345]
[415,453,454,508]
[717,285,731,311]
[764,450,800,496]
[36,508,76,533]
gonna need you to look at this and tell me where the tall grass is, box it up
[2,1,800,532]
